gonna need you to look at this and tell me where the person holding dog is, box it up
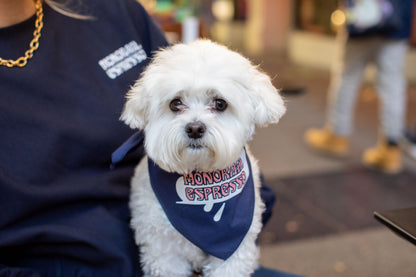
[0,0,167,276]
[305,0,414,174]
[0,1,298,276]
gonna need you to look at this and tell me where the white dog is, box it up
[120,39,286,277]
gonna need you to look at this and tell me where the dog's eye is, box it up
[169,99,182,112]
[214,99,228,112]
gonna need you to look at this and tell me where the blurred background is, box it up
[140,1,416,276]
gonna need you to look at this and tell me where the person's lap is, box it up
[253,266,303,277]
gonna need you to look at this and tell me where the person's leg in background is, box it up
[305,37,371,155]
[362,38,409,173]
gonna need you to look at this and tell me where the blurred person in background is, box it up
[305,0,415,174]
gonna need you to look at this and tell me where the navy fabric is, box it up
[0,0,169,276]
[346,0,414,39]
[260,173,275,226]
[148,150,255,260]
[110,131,144,169]
[253,267,304,277]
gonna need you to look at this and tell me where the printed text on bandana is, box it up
[175,151,250,221]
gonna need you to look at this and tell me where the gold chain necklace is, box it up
[0,0,44,68]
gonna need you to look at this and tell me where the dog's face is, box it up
[121,40,285,173]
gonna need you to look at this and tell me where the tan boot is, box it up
[362,142,402,174]
[304,127,349,156]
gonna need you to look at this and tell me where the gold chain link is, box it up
[0,0,43,68]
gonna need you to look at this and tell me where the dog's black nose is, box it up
[185,121,206,139]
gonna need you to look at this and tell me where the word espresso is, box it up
[175,151,250,206]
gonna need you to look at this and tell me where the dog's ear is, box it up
[249,69,286,126]
[120,82,148,130]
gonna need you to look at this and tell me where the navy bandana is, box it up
[148,150,255,260]
[111,132,255,260]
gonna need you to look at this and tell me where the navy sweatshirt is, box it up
[0,1,167,276]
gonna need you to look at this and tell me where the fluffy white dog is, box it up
[121,39,286,277]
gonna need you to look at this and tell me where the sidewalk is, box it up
[260,228,416,277]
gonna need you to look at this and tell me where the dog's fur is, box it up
[121,39,286,277]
